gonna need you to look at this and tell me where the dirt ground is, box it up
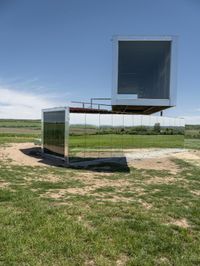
[0,142,200,170]
[0,143,43,166]
[1,142,200,220]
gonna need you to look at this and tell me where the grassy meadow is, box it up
[0,145,200,265]
[69,134,184,150]
[0,119,41,145]
[0,119,200,265]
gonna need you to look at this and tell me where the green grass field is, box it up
[0,120,41,145]
[0,149,200,265]
[69,134,184,149]
[0,133,40,145]
[0,119,41,129]
[0,119,200,265]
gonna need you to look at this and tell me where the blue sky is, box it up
[0,0,199,123]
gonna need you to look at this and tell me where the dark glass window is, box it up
[118,41,171,99]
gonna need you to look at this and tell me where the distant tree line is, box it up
[70,123,185,136]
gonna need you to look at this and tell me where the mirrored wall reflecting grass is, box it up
[68,113,185,161]
[69,134,184,150]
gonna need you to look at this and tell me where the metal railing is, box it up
[71,100,111,110]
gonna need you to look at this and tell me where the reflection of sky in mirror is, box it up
[70,113,86,126]
[44,111,65,123]
[99,114,112,127]
[113,115,124,127]
[123,115,133,127]
[69,113,185,127]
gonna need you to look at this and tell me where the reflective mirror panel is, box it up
[69,113,185,163]
[43,110,66,157]
[43,110,185,162]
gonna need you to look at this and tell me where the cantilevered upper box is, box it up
[111,36,178,114]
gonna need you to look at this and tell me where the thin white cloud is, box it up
[181,115,200,125]
[0,79,199,124]
[0,86,68,119]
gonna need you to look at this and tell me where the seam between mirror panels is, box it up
[64,107,69,164]
[41,110,44,154]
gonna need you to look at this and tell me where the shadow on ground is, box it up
[20,147,130,173]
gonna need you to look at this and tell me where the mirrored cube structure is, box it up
[111,36,178,114]
[42,107,185,164]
